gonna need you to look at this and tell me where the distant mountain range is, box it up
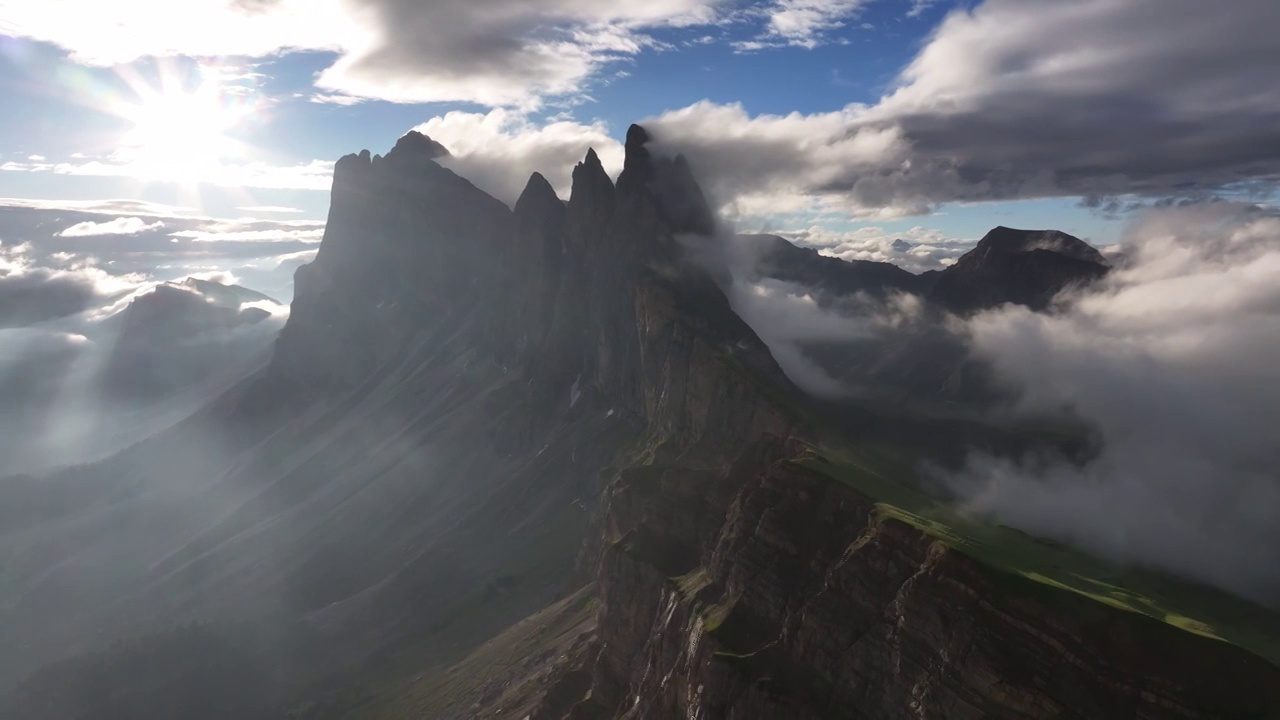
[747,224,1109,313]
[1,126,1276,720]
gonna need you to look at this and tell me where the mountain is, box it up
[740,225,1109,315]
[735,227,1111,406]
[2,129,1278,719]
[742,233,926,303]
[100,277,279,400]
[927,226,1110,313]
[0,277,281,474]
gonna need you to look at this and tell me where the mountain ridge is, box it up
[2,127,1278,719]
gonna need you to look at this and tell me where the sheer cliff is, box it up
[2,126,1278,720]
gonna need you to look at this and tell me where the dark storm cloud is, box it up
[646,0,1280,218]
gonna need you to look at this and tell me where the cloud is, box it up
[739,0,870,50]
[0,241,144,327]
[415,109,624,204]
[0,197,200,217]
[681,230,925,397]
[942,203,1280,603]
[170,227,325,243]
[236,206,303,214]
[58,217,166,237]
[771,224,973,273]
[309,94,366,106]
[1,156,335,191]
[0,203,324,302]
[906,0,936,18]
[646,0,1280,220]
[269,249,320,267]
[724,275,879,396]
[0,0,729,107]
[0,264,286,473]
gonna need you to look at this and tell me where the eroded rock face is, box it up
[558,442,1280,719]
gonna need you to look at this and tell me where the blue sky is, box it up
[0,0,1276,292]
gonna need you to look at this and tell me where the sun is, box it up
[116,71,257,179]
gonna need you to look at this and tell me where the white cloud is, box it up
[236,206,304,214]
[170,227,324,243]
[906,0,936,18]
[415,109,624,203]
[270,249,320,267]
[744,0,870,49]
[310,94,366,106]
[0,0,730,107]
[1,156,334,191]
[773,224,973,273]
[26,154,46,161]
[943,203,1280,603]
[0,198,198,218]
[58,217,166,237]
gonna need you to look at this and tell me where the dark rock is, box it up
[929,226,1110,313]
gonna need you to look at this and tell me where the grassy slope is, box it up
[795,436,1280,669]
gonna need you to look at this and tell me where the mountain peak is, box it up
[618,123,656,195]
[570,147,614,210]
[968,226,1108,266]
[387,130,450,162]
[515,171,561,214]
[625,123,651,146]
[931,226,1110,312]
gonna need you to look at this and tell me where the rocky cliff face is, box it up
[559,442,1280,719]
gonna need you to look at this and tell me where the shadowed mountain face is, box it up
[2,129,1278,719]
[927,226,1111,313]
[744,225,1109,314]
[742,233,926,302]
[732,227,1112,406]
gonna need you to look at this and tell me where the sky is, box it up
[0,0,1278,298]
